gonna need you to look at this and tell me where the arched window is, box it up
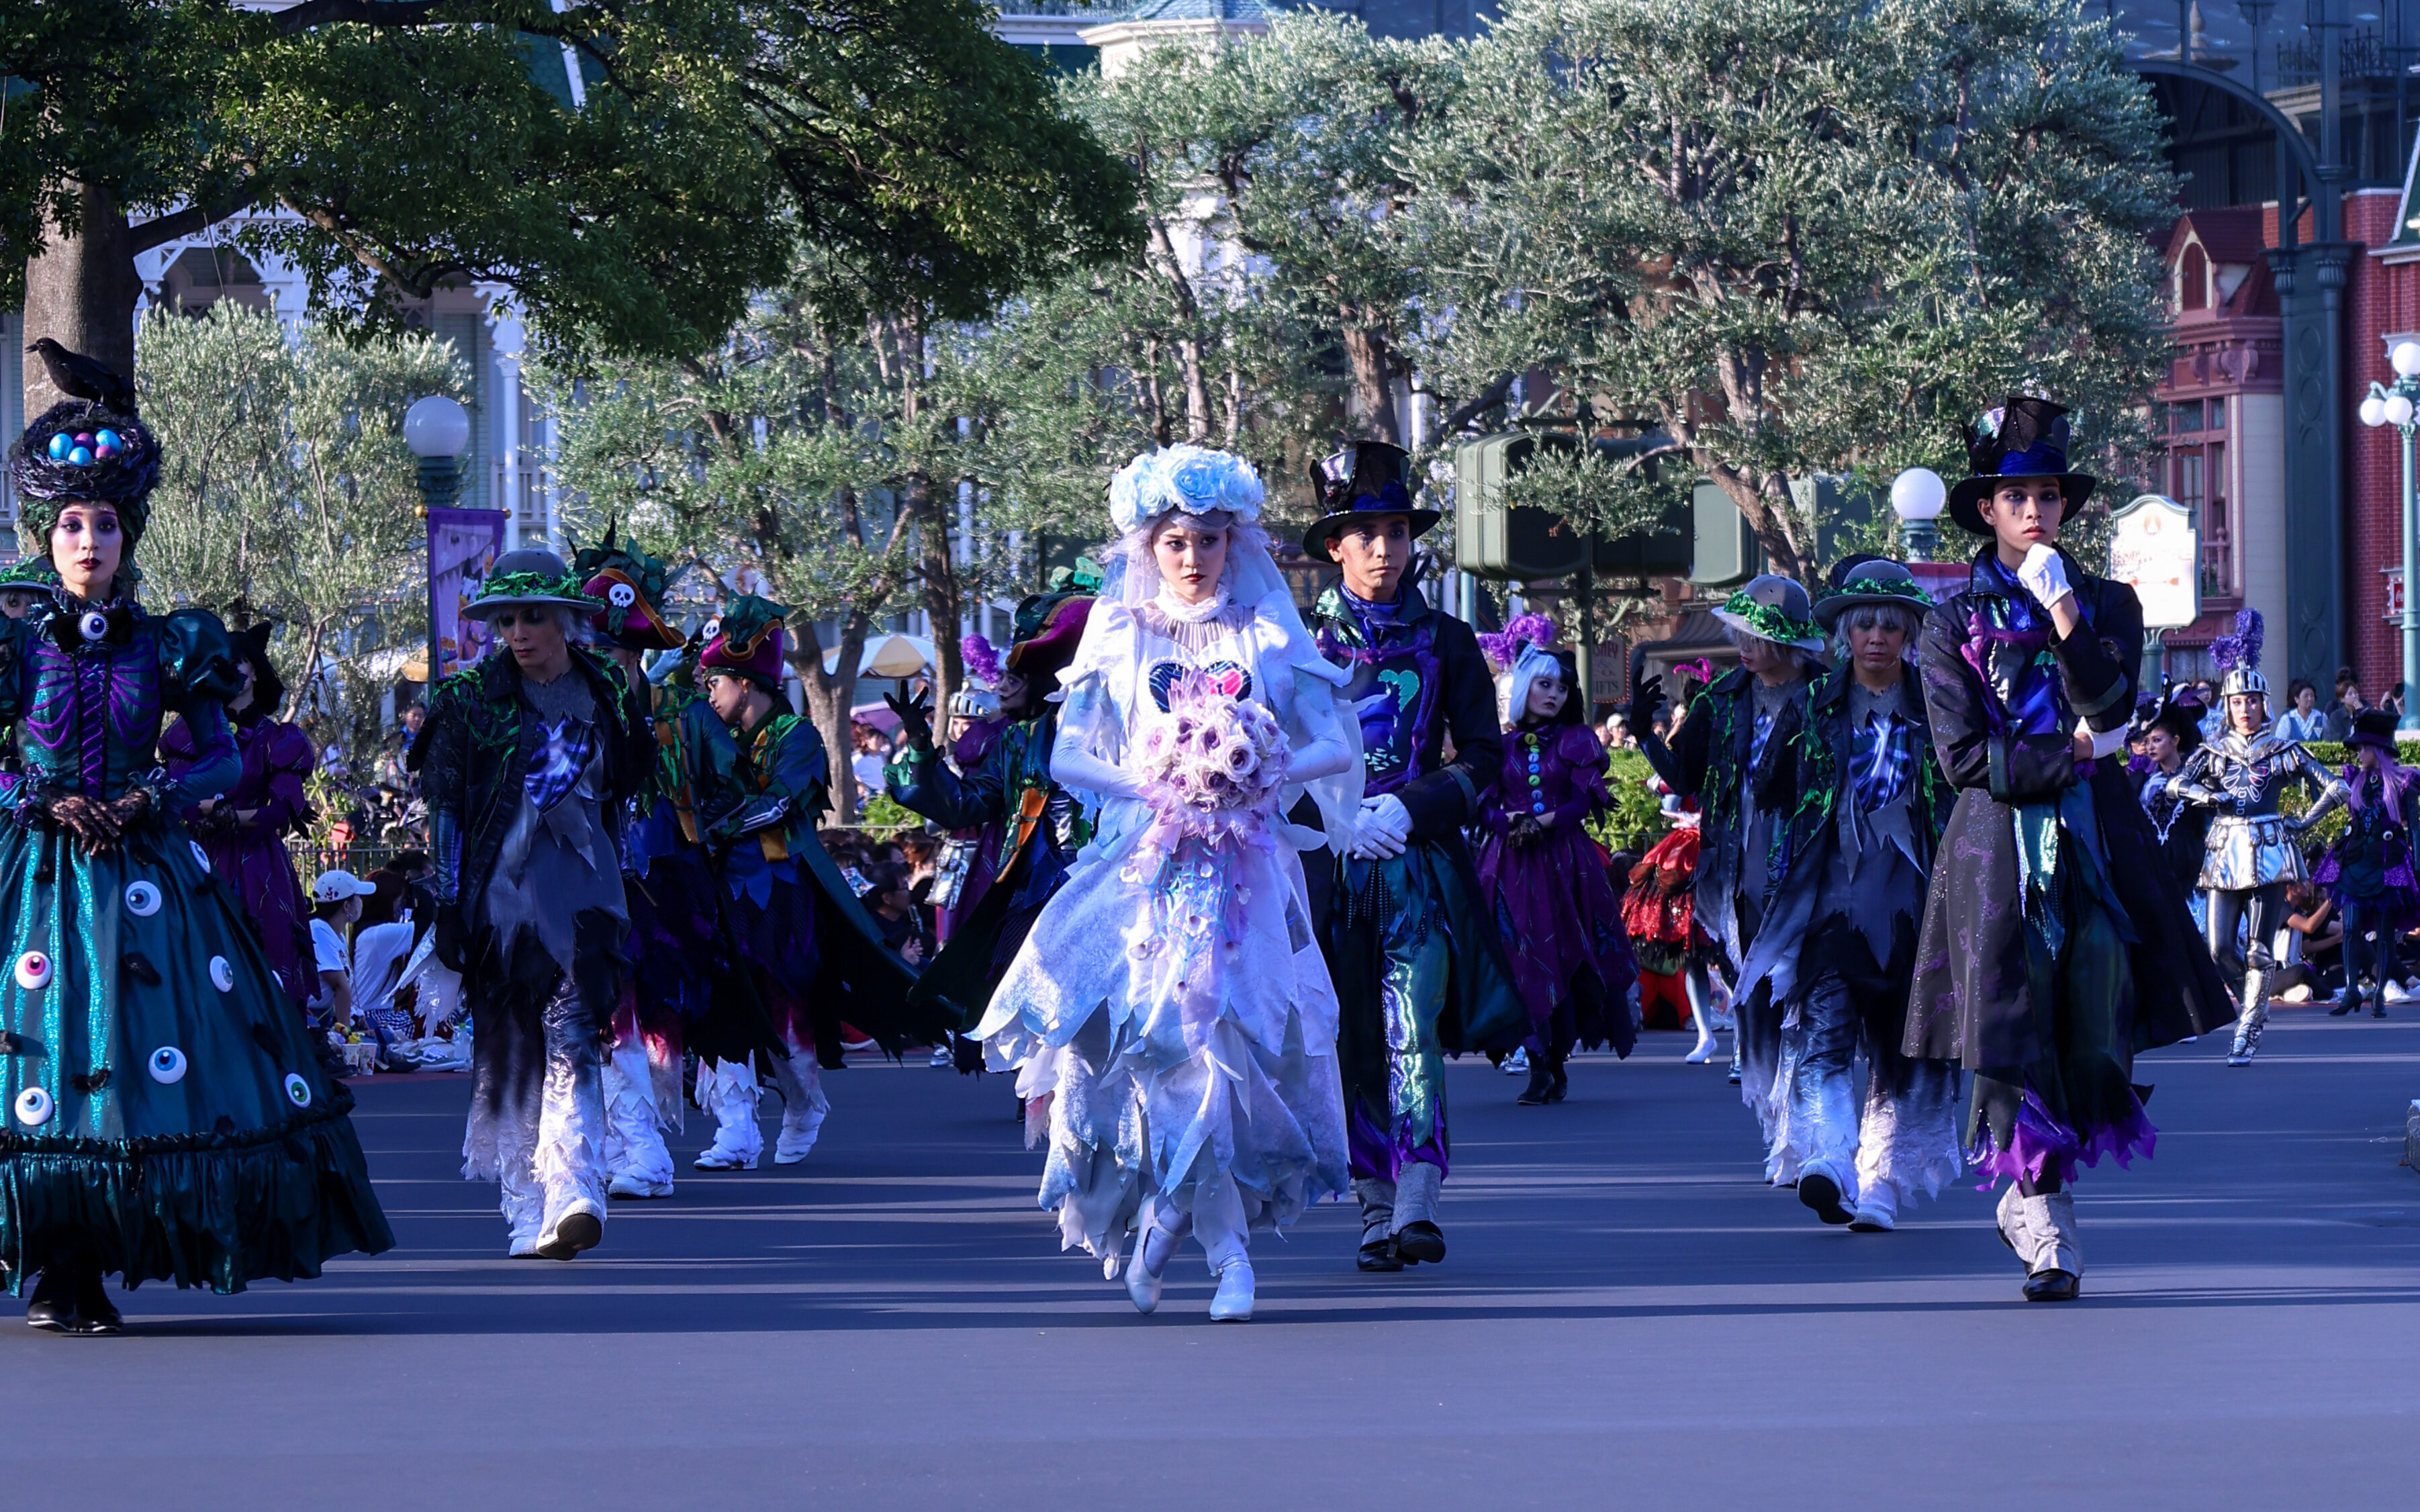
[2179,242,2208,311]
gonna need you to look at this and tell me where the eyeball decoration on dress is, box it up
[210,955,234,992]
[1108,444,1264,534]
[78,610,109,643]
[125,880,161,917]
[283,1072,312,1109]
[13,1085,52,1127]
[191,840,211,872]
[14,949,51,990]
[148,1045,188,1084]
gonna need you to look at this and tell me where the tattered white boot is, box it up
[603,1042,676,1198]
[693,1059,763,1171]
[769,1055,830,1166]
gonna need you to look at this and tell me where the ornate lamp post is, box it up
[403,395,471,698]
[1890,466,1947,564]
[2358,338,2420,733]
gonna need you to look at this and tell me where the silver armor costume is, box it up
[2174,728,2344,1065]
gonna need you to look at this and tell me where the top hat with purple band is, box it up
[1947,395,2099,535]
[698,595,788,692]
[1302,440,1440,559]
[1003,590,1095,694]
[2347,708,2401,754]
[574,524,686,652]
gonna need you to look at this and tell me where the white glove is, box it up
[2017,543,2075,610]
[2076,718,2127,761]
[1350,793,1412,859]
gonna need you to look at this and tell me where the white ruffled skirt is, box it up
[976,798,1348,1260]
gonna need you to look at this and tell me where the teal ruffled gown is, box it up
[0,596,393,1296]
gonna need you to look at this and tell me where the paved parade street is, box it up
[3,1016,2415,1510]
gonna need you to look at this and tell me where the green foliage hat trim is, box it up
[462,571,593,618]
[1812,561,1934,630]
[1714,579,1824,652]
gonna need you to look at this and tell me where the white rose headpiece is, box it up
[1109,444,1264,535]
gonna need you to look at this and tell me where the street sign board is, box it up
[2107,493,2199,631]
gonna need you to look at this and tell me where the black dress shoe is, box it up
[1546,1055,1569,1104]
[1393,1221,1446,1265]
[1516,1059,1554,1106]
[23,1268,80,1334]
[1356,1237,1403,1272]
[73,1268,122,1335]
[2022,1269,2081,1303]
[2328,995,2359,1016]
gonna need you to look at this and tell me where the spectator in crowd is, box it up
[849,720,888,812]
[1599,713,1635,751]
[308,869,379,1031]
[2274,679,2329,743]
[2275,877,2343,1004]
[863,859,933,967]
[2326,667,2366,743]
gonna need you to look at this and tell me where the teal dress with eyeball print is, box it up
[0,594,391,1294]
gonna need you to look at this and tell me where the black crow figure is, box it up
[26,338,136,414]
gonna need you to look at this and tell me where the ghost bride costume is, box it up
[974,445,1359,1321]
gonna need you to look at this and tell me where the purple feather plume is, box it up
[1477,612,1558,669]
[2210,608,2264,675]
[960,632,1001,687]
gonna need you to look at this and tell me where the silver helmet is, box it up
[2213,609,2268,707]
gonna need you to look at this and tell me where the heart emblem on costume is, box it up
[1378,667,1420,709]
[1148,659,1252,711]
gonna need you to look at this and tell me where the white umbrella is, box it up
[823,632,935,679]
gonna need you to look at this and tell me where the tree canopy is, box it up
[1405,0,2177,581]
[2,0,1139,402]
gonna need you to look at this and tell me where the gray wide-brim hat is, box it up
[1712,573,1826,653]
[461,549,596,618]
[1813,559,1934,631]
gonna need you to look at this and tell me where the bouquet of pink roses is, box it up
[1135,670,1289,815]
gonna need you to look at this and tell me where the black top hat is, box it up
[2347,708,2401,753]
[1301,440,1440,559]
[228,620,287,721]
[1947,396,2098,535]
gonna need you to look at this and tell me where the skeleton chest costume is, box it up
[2171,609,2345,1066]
[2176,731,2341,892]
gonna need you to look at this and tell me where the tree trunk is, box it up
[23,182,144,413]
[1705,463,1807,585]
[792,612,870,821]
[906,471,964,721]
[1341,323,1401,445]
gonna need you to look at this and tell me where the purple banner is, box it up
[428,507,506,680]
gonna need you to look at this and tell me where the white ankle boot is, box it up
[1209,1260,1254,1321]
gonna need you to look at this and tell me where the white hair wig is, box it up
[1828,602,1924,664]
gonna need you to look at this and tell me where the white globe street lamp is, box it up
[404,393,473,699]
[1890,466,1947,563]
[2359,341,2420,734]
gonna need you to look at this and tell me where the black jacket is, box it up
[1904,549,2232,1071]
[408,648,651,938]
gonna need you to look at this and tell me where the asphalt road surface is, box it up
[5,1010,2417,1510]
